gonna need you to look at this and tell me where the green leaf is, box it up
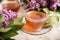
[37,8,42,12]
[12,17,24,31]
[43,8,50,14]
[56,15,59,22]
[58,0,60,7]
[12,23,24,31]
[13,18,20,25]
[0,28,12,33]
[43,9,59,28]
[9,20,14,26]
[59,17,60,22]
[13,17,23,25]
[0,16,3,28]
[44,23,52,28]
[7,20,14,28]
[0,36,14,40]
[0,16,24,39]
[1,29,18,38]
[0,37,5,40]
[58,14,60,22]
[56,7,60,12]
[27,0,30,3]
[5,38,14,40]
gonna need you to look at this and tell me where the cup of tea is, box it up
[22,11,48,34]
[2,0,20,12]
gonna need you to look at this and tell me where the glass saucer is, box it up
[21,27,52,35]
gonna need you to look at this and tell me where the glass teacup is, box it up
[22,11,51,35]
[2,0,20,12]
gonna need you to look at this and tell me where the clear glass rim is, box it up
[2,0,20,9]
[25,11,48,22]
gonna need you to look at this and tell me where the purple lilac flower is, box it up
[25,0,40,11]
[49,0,57,10]
[0,10,4,17]
[21,0,58,11]
[3,13,9,21]
[3,9,17,20]
[0,9,17,28]
[40,0,48,7]
[36,0,48,7]
[2,21,9,28]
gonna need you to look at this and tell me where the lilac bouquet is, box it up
[0,9,17,29]
[0,9,23,40]
[20,0,58,12]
